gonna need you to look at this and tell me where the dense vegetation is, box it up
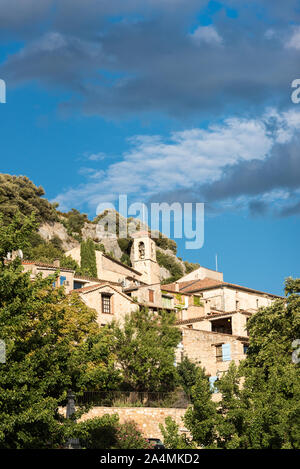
[160,280,300,449]
[156,249,184,283]
[0,174,57,224]
[0,175,191,278]
[111,308,181,392]
[60,208,88,240]
[80,239,98,278]
[0,214,185,447]
[0,214,121,448]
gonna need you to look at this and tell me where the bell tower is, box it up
[131,231,160,285]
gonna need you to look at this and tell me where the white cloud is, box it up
[53,109,300,213]
[285,26,300,50]
[265,29,275,40]
[84,152,107,161]
[190,25,223,46]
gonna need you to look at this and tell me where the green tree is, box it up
[184,367,219,448]
[184,278,300,449]
[177,356,200,398]
[159,416,195,449]
[73,414,119,449]
[0,215,118,448]
[73,416,149,449]
[62,208,88,236]
[80,239,97,278]
[111,308,181,392]
[0,174,57,224]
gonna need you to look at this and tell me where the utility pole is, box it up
[215,253,218,272]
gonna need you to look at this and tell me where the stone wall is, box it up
[181,327,246,376]
[78,407,187,439]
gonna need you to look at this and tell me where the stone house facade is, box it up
[21,230,282,383]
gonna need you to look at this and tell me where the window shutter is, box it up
[209,376,218,393]
[60,276,66,286]
[222,343,231,361]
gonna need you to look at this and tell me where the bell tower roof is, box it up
[131,230,150,239]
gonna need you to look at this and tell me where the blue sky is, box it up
[0,0,300,295]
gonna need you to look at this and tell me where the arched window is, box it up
[138,241,145,259]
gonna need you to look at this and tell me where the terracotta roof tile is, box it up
[22,261,74,272]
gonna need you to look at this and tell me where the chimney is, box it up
[53,258,60,268]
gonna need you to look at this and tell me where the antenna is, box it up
[215,253,218,272]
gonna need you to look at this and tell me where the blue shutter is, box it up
[222,343,231,361]
[60,276,66,286]
[209,376,218,393]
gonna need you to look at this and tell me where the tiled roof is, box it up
[179,278,224,292]
[74,274,120,285]
[161,284,193,295]
[102,253,142,276]
[22,261,74,272]
[166,277,282,298]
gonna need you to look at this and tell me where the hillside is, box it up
[0,174,199,282]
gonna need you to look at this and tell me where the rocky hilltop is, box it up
[0,173,199,282]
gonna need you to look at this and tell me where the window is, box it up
[216,345,223,362]
[162,295,172,308]
[60,276,66,286]
[222,343,231,361]
[138,242,145,259]
[256,299,259,308]
[236,300,240,310]
[73,281,85,290]
[149,289,154,303]
[102,295,111,314]
[243,344,249,355]
[216,343,231,362]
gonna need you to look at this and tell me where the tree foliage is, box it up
[60,208,88,237]
[80,239,97,278]
[184,278,300,449]
[159,416,195,449]
[156,250,184,283]
[111,308,181,392]
[73,415,149,449]
[177,356,201,399]
[0,174,57,224]
[0,215,118,448]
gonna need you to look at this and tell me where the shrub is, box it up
[61,208,88,236]
[0,174,58,224]
[156,250,183,281]
[154,235,177,254]
[115,421,149,449]
[184,261,200,274]
[120,253,132,267]
[74,415,119,449]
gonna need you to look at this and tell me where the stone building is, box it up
[21,230,282,383]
